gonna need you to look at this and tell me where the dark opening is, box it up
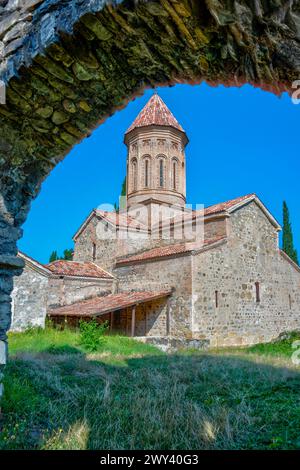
[255,282,260,303]
[145,159,149,188]
[173,161,176,190]
[92,242,96,261]
[159,159,164,187]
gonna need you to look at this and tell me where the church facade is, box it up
[11,95,300,348]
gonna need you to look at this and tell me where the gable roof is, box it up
[125,94,185,134]
[203,193,257,215]
[203,193,281,229]
[48,290,172,318]
[18,251,52,277]
[73,209,149,241]
[46,260,114,279]
[155,193,281,231]
[116,237,226,266]
[73,194,281,242]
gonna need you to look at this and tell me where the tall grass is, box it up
[1,327,300,450]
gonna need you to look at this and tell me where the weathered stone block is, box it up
[0,340,7,365]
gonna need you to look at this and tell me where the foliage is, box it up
[114,176,126,213]
[49,250,58,262]
[79,319,109,352]
[121,176,127,197]
[244,331,300,357]
[282,201,298,265]
[1,329,300,450]
[49,248,73,263]
[63,249,73,260]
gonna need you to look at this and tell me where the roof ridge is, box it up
[116,237,226,266]
[204,193,256,212]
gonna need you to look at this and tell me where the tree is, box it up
[49,248,73,262]
[114,177,127,212]
[121,176,126,196]
[49,250,58,263]
[63,249,73,260]
[282,201,298,265]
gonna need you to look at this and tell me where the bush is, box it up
[79,319,109,352]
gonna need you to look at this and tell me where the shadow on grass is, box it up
[1,343,300,450]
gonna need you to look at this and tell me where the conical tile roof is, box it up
[126,94,185,134]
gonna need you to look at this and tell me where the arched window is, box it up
[173,161,176,189]
[172,159,178,190]
[131,158,137,191]
[143,156,151,188]
[157,155,166,188]
[159,159,164,187]
[145,160,149,187]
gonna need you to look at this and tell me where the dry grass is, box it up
[1,328,300,450]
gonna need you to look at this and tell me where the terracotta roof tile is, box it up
[126,94,184,134]
[46,260,113,279]
[96,210,148,231]
[203,193,256,216]
[48,290,172,317]
[116,237,226,266]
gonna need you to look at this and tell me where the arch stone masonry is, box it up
[0,0,300,397]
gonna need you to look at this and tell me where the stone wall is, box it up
[191,201,300,347]
[11,263,48,330]
[114,254,193,338]
[47,277,114,308]
[116,299,168,337]
[204,217,227,240]
[73,213,152,270]
[11,260,114,330]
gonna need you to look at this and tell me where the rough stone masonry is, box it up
[1,0,300,398]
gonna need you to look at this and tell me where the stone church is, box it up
[11,94,300,348]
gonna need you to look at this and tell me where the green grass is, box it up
[1,328,300,450]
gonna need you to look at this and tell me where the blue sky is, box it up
[18,83,300,264]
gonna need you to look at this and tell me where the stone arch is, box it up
[0,0,300,395]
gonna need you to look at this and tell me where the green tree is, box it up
[115,177,127,212]
[49,250,58,263]
[63,249,73,260]
[282,201,298,264]
[49,248,73,262]
[121,176,126,196]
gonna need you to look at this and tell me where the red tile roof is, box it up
[126,94,185,134]
[96,210,148,231]
[48,290,172,317]
[203,193,256,216]
[151,194,257,230]
[46,260,113,279]
[116,237,226,266]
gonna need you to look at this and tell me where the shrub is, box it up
[79,319,109,352]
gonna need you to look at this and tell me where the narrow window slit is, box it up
[255,282,260,303]
[215,290,219,308]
